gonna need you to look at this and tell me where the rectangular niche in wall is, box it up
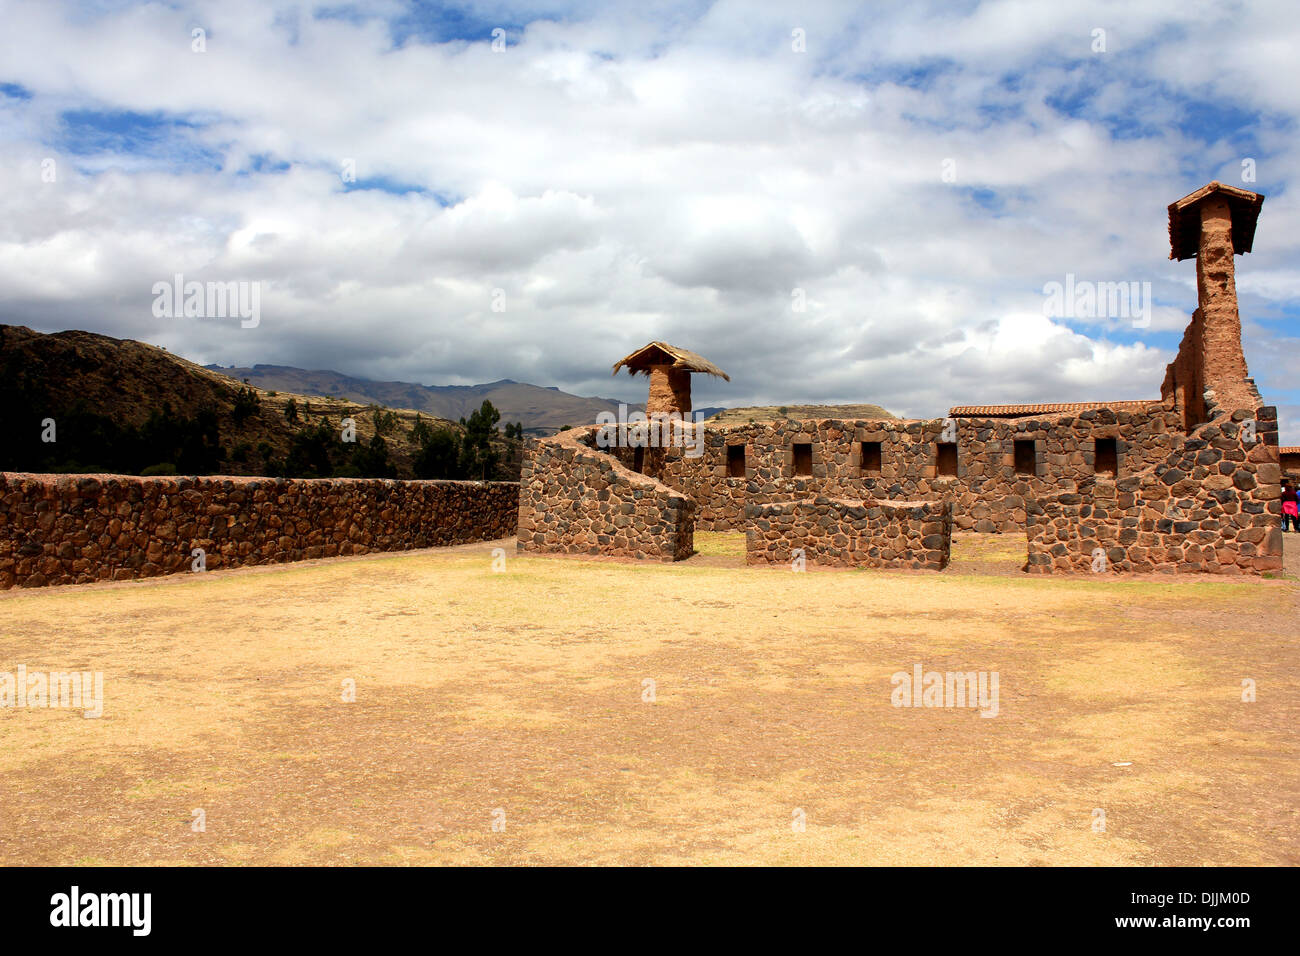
[860,441,882,475]
[727,444,746,478]
[793,443,813,477]
[1095,437,1118,475]
[1014,439,1037,476]
[936,442,958,477]
[633,446,645,474]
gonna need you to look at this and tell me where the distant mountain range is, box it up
[207,364,722,436]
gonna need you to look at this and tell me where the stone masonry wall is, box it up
[647,407,1181,534]
[0,473,519,589]
[516,427,695,561]
[746,496,952,570]
[1026,405,1282,574]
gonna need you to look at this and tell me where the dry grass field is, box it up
[2,533,1297,866]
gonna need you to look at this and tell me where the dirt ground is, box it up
[1,532,1297,866]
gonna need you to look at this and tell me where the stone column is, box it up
[646,365,692,415]
[1195,195,1252,404]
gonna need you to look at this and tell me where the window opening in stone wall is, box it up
[936,442,958,477]
[1095,437,1118,475]
[793,443,813,477]
[727,444,746,478]
[860,441,882,475]
[1014,439,1036,476]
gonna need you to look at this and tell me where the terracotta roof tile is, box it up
[948,401,1159,418]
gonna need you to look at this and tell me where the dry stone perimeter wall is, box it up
[516,427,695,561]
[0,473,519,589]
[747,497,952,570]
[1027,406,1282,575]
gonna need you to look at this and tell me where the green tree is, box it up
[231,385,261,425]
[413,426,462,479]
[339,433,397,479]
[371,406,399,437]
[409,414,434,447]
[284,397,299,425]
[459,399,501,479]
[283,422,335,478]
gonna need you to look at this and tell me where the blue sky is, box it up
[0,0,1295,440]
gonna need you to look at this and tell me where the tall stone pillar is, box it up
[1195,195,1252,402]
[646,365,692,415]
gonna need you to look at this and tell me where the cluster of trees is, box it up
[257,399,519,481]
[410,400,520,480]
[254,420,397,480]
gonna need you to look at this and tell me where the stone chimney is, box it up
[1163,182,1265,420]
[646,364,694,415]
[612,342,730,418]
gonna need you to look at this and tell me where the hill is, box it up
[0,324,520,480]
[208,365,660,438]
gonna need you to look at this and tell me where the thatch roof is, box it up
[1168,181,1264,261]
[612,342,731,381]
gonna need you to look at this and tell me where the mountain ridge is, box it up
[206,363,722,436]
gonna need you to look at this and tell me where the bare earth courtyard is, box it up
[2,534,1297,866]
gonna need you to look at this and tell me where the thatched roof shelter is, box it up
[612,342,730,381]
[1168,181,1264,261]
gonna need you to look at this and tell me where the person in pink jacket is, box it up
[1282,480,1299,533]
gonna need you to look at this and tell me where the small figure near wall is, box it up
[1282,480,1299,533]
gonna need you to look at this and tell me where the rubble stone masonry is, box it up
[650,408,1183,533]
[0,473,519,589]
[1026,405,1282,574]
[516,427,695,561]
[746,496,951,570]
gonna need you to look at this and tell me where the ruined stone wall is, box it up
[651,408,1181,533]
[1161,308,1208,430]
[516,427,695,561]
[0,473,520,589]
[1026,407,1282,574]
[746,496,951,570]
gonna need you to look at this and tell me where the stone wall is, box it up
[746,496,951,570]
[0,472,519,589]
[520,400,1281,575]
[516,427,695,561]
[646,407,1181,534]
[1026,406,1282,574]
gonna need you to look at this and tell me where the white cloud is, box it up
[0,0,1296,442]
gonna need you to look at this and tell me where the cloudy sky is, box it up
[0,0,1296,439]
